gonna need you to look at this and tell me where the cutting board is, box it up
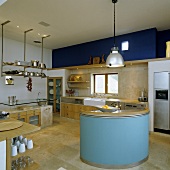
[0,121,23,131]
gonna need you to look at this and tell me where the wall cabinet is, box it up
[60,103,96,120]
[47,77,62,113]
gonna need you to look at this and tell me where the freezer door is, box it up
[154,100,169,130]
[154,72,170,89]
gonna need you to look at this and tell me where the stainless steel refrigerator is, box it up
[154,72,170,130]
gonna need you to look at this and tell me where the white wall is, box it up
[148,60,170,131]
[0,37,52,106]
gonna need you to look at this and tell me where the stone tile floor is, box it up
[27,114,170,170]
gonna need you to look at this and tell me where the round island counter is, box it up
[80,108,150,169]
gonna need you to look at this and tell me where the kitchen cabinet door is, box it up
[47,77,62,113]
[27,110,41,126]
[65,103,74,118]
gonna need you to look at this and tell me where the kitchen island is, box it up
[80,108,149,169]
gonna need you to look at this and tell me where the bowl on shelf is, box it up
[74,76,82,81]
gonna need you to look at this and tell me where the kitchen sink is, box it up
[84,98,106,106]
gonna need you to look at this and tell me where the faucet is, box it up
[37,92,41,101]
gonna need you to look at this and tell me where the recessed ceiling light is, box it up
[39,21,50,27]
[34,40,41,44]
[38,33,40,36]
[17,26,19,28]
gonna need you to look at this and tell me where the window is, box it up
[94,73,118,94]
[121,41,129,51]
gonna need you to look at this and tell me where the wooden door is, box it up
[47,77,62,113]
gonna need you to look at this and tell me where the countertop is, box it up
[3,105,50,113]
[61,96,147,104]
[81,108,149,118]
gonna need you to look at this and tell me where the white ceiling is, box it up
[0,0,170,50]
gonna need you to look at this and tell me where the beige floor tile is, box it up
[26,115,170,170]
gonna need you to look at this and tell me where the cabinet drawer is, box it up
[65,103,74,111]
[35,109,41,114]
[10,111,27,117]
[27,110,34,115]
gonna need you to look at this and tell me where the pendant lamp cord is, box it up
[113,1,116,47]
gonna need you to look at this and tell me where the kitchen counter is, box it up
[80,108,149,169]
[61,96,147,104]
[81,108,149,117]
[3,105,53,128]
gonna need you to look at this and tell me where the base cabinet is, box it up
[60,103,96,120]
[8,106,52,127]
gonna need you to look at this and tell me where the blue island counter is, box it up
[80,109,150,169]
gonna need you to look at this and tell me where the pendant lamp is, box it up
[106,0,124,67]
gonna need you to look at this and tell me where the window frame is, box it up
[93,73,118,94]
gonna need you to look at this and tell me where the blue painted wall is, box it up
[52,28,157,68]
[157,29,170,58]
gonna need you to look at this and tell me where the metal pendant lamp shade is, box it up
[106,0,124,67]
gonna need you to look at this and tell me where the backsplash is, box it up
[69,64,148,100]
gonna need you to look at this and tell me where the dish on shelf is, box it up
[49,89,53,94]
[56,99,59,103]
[49,82,53,86]
[56,83,61,87]
[96,105,118,112]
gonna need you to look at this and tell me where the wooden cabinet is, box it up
[27,109,41,126]
[47,77,62,113]
[0,119,40,170]
[60,102,96,120]
[9,109,41,126]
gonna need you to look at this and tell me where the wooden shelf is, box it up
[11,143,40,159]
[47,57,170,70]
[67,81,89,83]
[69,87,90,89]
[3,63,46,70]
